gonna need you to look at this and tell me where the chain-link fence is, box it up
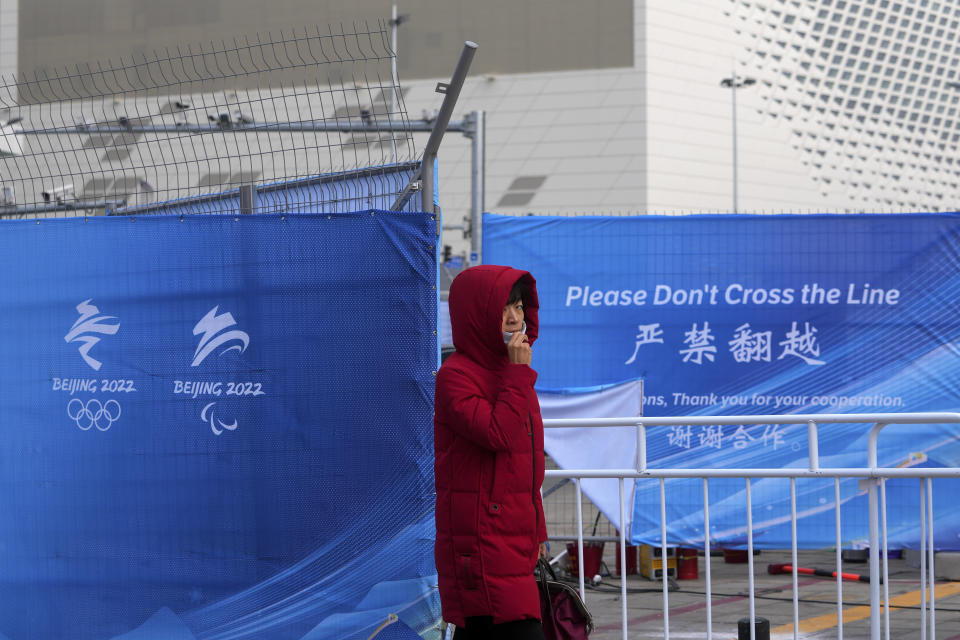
[0,22,418,218]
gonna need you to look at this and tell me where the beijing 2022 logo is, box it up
[53,299,135,432]
[174,306,265,436]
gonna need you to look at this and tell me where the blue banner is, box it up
[485,213,960,549]
[0,211,438,639]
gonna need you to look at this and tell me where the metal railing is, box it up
[543,412,960,640]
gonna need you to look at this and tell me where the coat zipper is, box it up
[530,411,538,544]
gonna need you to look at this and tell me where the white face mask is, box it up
[503,320,527,344]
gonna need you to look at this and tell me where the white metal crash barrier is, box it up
[543,412,960,640]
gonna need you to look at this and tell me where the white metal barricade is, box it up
[543,412,960,640]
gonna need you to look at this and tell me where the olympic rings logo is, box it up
[67,398,121,431]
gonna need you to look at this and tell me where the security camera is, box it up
[41,183,74,204]
[209,113,232,128]
[232,110,254,125]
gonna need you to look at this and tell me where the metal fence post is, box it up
[868,422,885,640]
[465,109,485,263]
[417,42,478,215]
[239,184,258,214]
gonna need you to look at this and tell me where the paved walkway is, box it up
[554,548,960,639]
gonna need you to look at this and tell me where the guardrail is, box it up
[543,412,960,640]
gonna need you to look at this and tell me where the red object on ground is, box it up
[677,548,699,579]
[767,562,879,583]
[615,539,638,576]
[567,541,605,578]
[723,548,749,563]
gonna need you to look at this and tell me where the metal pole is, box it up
[238,184,257,214]
[836,478,845,640]
[621,477,630,640]
[21,120,461,135]
[927,477,936,639]
[469,109,485,263]
[0,199,125,217]
[746,478,756,640]
[731,74,738,214]
[422,157,436,215]
[659,478,670,640]
[920,481,928,640]
[790,478,799,640]
[389,2,400,161]
[394,40,477,213]
[391,3,399,117]
[421,42,477,213]
[575,478,586,600]
[868,479,881,639]
[880,479,891,640]
[703,478,713,640]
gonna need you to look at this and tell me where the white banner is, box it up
[538,379,642,534]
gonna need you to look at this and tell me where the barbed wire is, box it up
[0,21,417,218]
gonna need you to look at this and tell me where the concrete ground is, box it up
[552,547,960,639]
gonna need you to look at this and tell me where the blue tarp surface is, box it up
[485,212,960,549]
[0,210,438,639]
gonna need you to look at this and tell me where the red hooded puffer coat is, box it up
[434,265,547,627]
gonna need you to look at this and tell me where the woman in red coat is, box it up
[434,265,548,640]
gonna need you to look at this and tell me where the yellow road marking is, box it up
[770,581,960,635]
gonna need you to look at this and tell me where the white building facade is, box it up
[394,0,960,257]
[5,1,960,259]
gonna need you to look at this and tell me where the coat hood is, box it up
[448,265,539,370]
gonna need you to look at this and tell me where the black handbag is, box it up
[536,558,594,639]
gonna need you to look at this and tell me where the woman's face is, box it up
[502,299,525,333]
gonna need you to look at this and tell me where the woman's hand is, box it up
[507,331,532,365]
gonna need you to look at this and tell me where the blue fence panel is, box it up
[484,212,960,549]
[0,210,437,639]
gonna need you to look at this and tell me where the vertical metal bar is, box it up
[703,478,713,640]
[868,421,885,640]
[836,478,846,640]
[790,477,799,640]
[637,423,647,473]
[807,421,819,471]
[920,480,927,640]
[469,110,484,263]
[389,2,400,160]
[880,479,891,640]
[621,477,629,640]
[575,478,585,601]
[421,157,435,215]
[659,478,670,640]
[731,69,738,214]
[866,491,880,640]
[238,183,257,214]
[746,478,756,640]
[391,3,399,116]
[926,477,935,639]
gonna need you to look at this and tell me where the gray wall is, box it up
[19,0,633,81]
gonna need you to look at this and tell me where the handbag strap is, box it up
[536,558,556,626]
[538,557,559,581]
[537,558,595,633]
